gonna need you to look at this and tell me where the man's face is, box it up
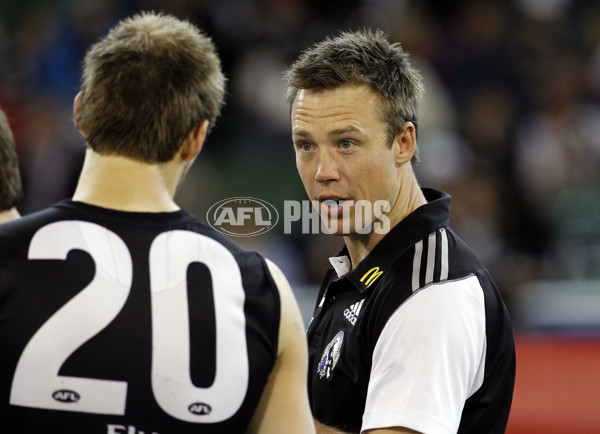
[292,84,402,236]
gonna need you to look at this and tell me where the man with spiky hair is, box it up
[0,107,22,223]
[0,12,315,434]
[285,30,515,434]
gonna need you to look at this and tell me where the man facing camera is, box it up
[285,30,515,434]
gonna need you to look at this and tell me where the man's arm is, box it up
[247,260,316,433]
[361,278,486,434]
[314,418,345,433]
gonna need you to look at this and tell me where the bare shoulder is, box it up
[246,259,315,434]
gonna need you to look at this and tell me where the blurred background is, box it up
[0,0,598,432]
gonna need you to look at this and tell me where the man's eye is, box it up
[299,142,313,151]
[340,140,353,149]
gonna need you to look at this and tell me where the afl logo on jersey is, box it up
[207,197,279,237]
[189,402,212,415]
[316,331,344,381]
[52,389,80,403]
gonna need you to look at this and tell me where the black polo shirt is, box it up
[306,188,515,434]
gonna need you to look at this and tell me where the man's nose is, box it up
[315,151,340,183]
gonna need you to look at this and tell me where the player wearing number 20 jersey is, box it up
[0,11,313,434]
[0,200,282,433]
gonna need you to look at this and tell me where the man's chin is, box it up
[319,216,356,236]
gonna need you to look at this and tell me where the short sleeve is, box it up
[361,275,486,434]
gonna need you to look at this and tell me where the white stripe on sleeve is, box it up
[412,240,423,292]
[425,232,437,285]
[440,228,449,281]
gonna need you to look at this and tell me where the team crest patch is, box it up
[316,331,344,380]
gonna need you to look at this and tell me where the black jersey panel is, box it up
[0,200,280,434]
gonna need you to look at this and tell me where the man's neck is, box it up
[72,149,181,213]
[344,174,426,269]
[0,208,21,224]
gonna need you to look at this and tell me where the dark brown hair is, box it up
[76,12,226,163]
[0,108,23,211]
[284,29,424,162]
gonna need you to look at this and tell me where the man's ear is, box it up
[181,120,209,162]
[73,91,86,136]
[394,122,417,165]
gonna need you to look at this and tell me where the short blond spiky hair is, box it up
[76,12,226,163]
[284,29,424,162]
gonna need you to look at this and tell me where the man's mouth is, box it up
[321,198,351,207]
[319,197,353,217]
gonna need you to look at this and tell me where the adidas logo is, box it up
[343,299,365,326]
